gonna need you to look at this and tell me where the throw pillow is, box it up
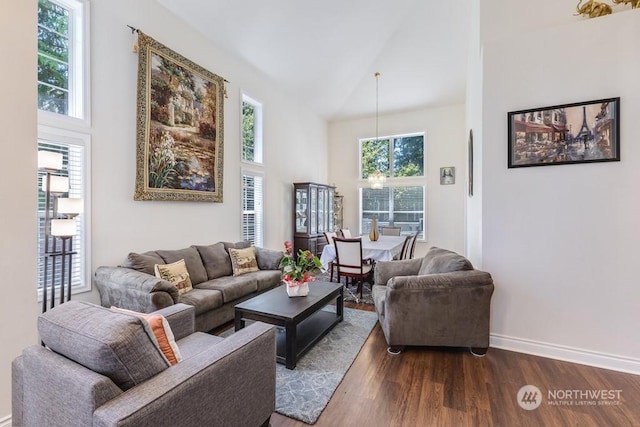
[155,259,193,295]
[228,246,259,276]
[110,306,183,365]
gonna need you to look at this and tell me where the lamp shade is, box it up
[57,198,84,216]
[51,219,77,237]
[38,151,63,170]
[42,175,69,194]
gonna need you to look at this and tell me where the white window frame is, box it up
[37,0,91,298]
[241,169,264,247]
[358,132,426,240]
[37,0,91,127]
[241,93,263,164]
[37,125,92,297]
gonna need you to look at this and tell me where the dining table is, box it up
[319,235,407,269]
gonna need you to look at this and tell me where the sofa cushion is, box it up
[242,270,283,292]
[418,247,474,275]
[156,247,208,285]
[222,241,251,251]
[195,275,258,303]
[255,247,284,270]
[178,288,224,316]
[121,251,164,275]
[155,259,193,295]
[110,306,183,365]
[229,247,259,276]
[38,301,169,391]
[194,242,233,280]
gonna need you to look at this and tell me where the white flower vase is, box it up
[285,281,309,297]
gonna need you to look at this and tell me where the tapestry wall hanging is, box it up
[134,32,225,202]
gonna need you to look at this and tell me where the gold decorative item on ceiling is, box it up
[612,0,640,8]
[575,0,639,18]
[575,0,613,18]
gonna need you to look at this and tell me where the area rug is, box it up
[312,271,374,305]
[222,307,378,424]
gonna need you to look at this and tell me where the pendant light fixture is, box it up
[368,72,386,190]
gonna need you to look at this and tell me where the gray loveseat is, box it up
[95,242,284,332]
[373,247,494,354]
[12,301,276,427]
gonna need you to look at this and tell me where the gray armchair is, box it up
[12,301,276,427]
[372,247,494,355]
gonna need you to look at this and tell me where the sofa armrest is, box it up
[93,322,276,427]
[17,346,124,427]
[373,257,423,286]
[153,303,195,341]
[388,269,493,290]
[94,266,178,313]
[255,247,284,270]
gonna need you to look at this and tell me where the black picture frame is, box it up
[468,129,473,197]
[507,97,620,168]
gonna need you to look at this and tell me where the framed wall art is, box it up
[468,129,473,197]
[134,32,225,202]
[440,167,455,185]
[508,97,619,168]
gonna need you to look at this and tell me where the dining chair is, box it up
[340,228,352,238]
[394,235,411,260]
[323,231,338,282]
[401,232,419,259]
[333,237,373,300]
[380,226,401,236]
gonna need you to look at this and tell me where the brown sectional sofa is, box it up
[95,241,284,332]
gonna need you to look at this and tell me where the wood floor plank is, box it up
[268,304,640,426]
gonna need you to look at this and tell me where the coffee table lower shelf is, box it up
[274,308,340,367]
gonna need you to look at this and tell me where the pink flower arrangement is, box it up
[279,241,323,287]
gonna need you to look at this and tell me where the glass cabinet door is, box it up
[328,188,335,231]
[310,186,317,234]
[318,188,326,233]
[295,188,308,233]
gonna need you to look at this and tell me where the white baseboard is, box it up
[490,333,640,375]
[0,414,11,427]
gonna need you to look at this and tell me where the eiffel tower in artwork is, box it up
[575,106,592,141]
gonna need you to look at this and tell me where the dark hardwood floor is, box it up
[270,303,640,427]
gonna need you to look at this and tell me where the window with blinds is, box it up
[37,139,86,291]
[242,172,263,247]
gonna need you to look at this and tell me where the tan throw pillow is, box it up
[228,246,259,276]
[110,306,183,365]
[155,259,193,295]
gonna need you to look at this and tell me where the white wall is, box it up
[481,10,640,372]
[0,1,39,421]
[328,105,467,256]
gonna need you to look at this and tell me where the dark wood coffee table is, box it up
[234,281,343,369]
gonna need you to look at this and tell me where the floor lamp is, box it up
[38,151,82,313]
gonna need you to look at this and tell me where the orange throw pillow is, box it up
[110,307,183,365]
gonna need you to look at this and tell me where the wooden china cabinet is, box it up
[293,183,335,257]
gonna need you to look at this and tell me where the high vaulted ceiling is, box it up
[155,0,471,121]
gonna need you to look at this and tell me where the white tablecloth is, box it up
[320,235,406,269]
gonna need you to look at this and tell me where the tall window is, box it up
[37,0,90,296]
[241,93,264,244]
[242,94,263,164]
[242,172,263,247]
[359,133,425,239]
[38,0,88,120]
